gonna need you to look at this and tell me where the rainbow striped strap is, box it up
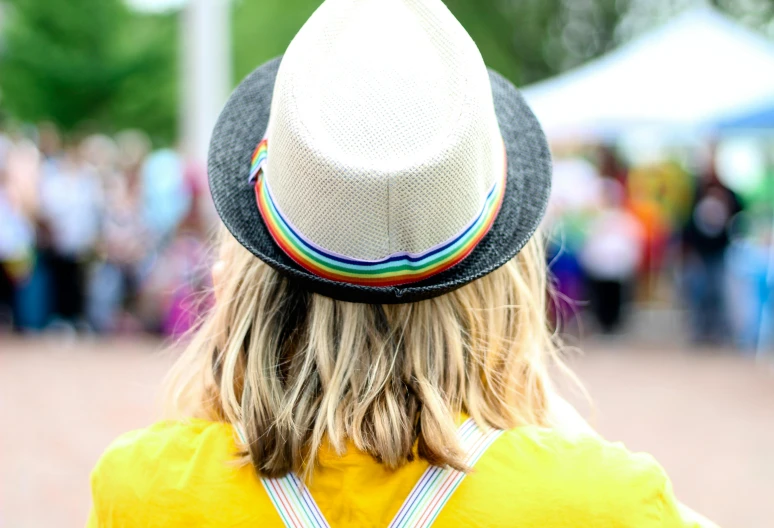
[249,139,507,287]
[258,418,502,528]
[261,471,331,528]
[388,419,504,528]
[234,424,329,527]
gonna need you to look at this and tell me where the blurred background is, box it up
[0,0,773,527]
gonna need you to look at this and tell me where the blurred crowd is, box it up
[1,119,772,350]
[0,122,213,337]
[546,141,774,351]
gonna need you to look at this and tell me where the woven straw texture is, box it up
[265,0,503,261]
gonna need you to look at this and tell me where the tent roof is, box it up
[716,98,774,130]
[522,8,774,139]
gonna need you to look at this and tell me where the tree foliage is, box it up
[0,0,177,144]
[230,0,550,85]
[231,0,629,87]
[1,0,772,142]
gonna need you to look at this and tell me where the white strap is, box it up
[259,418,502,528]
[388,418,503,528]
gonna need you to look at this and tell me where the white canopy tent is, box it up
[522,8,774,140]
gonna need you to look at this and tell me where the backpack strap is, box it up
[256,418,502,528]
[388,418,504,528]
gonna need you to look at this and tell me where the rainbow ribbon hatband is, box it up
[249,139,506,287]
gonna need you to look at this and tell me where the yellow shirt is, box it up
[88,419,705,527]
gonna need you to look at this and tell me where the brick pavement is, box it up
[1,336,772,528]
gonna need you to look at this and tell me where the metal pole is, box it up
[182,0,232,163]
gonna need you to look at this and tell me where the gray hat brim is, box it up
[208,57,552,304]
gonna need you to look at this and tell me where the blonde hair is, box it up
[165,227,561,479]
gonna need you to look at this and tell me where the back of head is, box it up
[166,227,557,478]
[181,0,555,481]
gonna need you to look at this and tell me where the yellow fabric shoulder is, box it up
[88,419,704,528]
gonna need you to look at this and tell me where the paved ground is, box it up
[1,336,772,528]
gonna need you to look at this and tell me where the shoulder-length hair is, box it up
[164,226,562,479]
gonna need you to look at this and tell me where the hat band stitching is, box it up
[250,140,507,287]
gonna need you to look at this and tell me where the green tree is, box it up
[619,0,774,40]
[231,0,627,87]
[108,12,178,145]
[6,0,767,144]
[0,0,177,144]
[231,0,539,84]
[232,0,321,84]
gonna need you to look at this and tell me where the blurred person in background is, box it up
[627,159,693,302]
[0,122,11,324]
[140,149,191,246]
[544,154,601,328]
[160,151,215,337]
[580,179,645,333]
[88,129,155,332]
[0,123,29,329]
[83,134,149,333]
[37,121,62,162]
[682,150,742,345]
[0,188,36,330]
[38,131,103,330]
[725,148,774,351]
[134,145,201,333]
[598,143,628,186]
[150,220,210,338]
[3,128,47,331]
[727,212,774,351]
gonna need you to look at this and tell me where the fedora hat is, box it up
[208,0,552,304]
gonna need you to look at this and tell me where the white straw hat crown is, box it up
[261,0,505,263]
